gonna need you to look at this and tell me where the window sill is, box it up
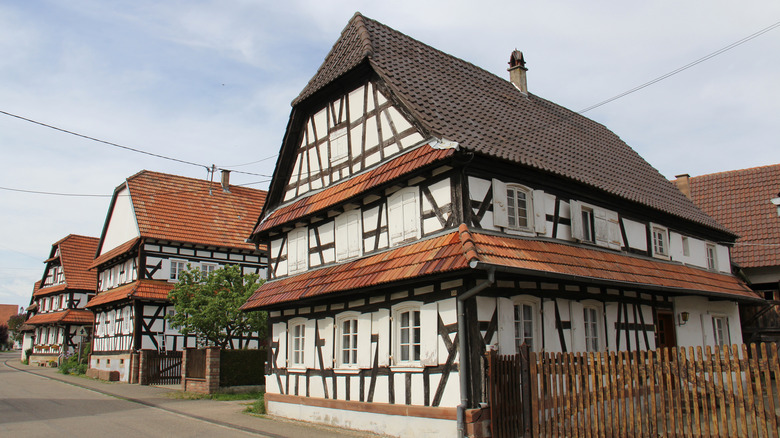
[333,368,362,374]
[287,367,307,374]
[389,365,424,373]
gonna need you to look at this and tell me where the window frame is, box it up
[583,305,602,353]
[393,304,422,366]
[505,184,534,231]
[513,300,537,352]
[651,224,670,258]
[201,263,218,277]
[169,259,187,281]
[711,315,730,347]
[706,243,718,271]
[336,312,360,368]
[289,320,306,367]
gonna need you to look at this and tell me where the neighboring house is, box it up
[675,164,780,343]
[85,170,267,382]
[241,14,760,437]
[0,304,19,348]
[24,235,99,366]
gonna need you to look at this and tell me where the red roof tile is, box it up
[34,283,67,297]
[25,309,94,326]
[253,144,453,235]
[89,238,140,269]
[56,235,99,290]
[683,164,780,268]
[118,170,266,250]
[243,224,756,310]
[86,280,174,308]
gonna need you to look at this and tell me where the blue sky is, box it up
[1,1,779,310]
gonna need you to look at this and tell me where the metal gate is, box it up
[145,351,183,385]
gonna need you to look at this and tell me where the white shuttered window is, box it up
[335,211,362,261]
[388,187,420,245]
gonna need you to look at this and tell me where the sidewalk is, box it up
[5,359,382,438]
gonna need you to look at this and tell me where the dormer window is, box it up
[492,180,535,232]
[706,243,718,270]
[651,224,669,259]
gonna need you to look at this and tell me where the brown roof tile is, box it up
[118,171,266,250]
[684,164,780,268]
[86,280,174,308]
[89,238,140,270]
[25,309,94,326]
[243,224,755,310]
[288,13,725,235]
[253,144,453,235]
[56,235,99,290]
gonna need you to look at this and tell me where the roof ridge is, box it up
[458,223,479,268]
[690,163,780,181]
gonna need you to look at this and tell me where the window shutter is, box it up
[533,190,547,234]
[375,308,390,366]
[594,208,609,247]
[492,179,509,227]
[401,191,419,241]
[347,212,361,258]
[274,322,287,368]
[357,313,372,368]
[496,297,514,355]
[570,201,583,241]
[606,211,622,249]
[420,303,438,366]
[319,317,334,369]
[335,215,348,260]
[123,307,132,334]
[303,319,316,369]
[97,313,104,336]
[388,192,404,245]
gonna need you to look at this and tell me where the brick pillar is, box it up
[138,350,149,385]
[129,352,140,384]
[205,346,221,394]
[181,348,190,391]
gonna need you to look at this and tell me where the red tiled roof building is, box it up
[242,13,759,436]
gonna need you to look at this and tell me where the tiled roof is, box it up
[89,238,139,270]
[56,235,99,290]
[289,13,726,235]
[243,224,756,310]
[119,170,266,250]
[25,309,94,326]
[86,280,174,308]
[252,144,454,235]
[685,164,780,268]
[33,283,67,297]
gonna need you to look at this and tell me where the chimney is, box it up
[508,50,528,95]
[220,169,231,193]
[674,174,691,199]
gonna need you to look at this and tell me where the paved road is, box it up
[0,352,380,438]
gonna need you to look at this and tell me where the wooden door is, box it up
[655,311,676,348]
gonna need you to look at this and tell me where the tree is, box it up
[167,264,266,349]
[7,313,26,344]
[0,325,8,350]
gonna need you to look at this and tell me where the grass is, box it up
[168,390,264,401]
[243,393,266,415]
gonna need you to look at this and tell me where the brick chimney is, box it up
[220,169,231,193]
[674,174,691,199]
[508,50,528,95]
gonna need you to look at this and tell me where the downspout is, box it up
[457,266,495,438]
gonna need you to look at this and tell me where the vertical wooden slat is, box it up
[530,351,540,437]
[695,346,710,438]
[545,353,553,437]
[611,351,621,437]
[680,347,692,437]
[713,345,728,436]
[761,343,779,438]
[647,349,658,438]
[722,345,737,437]
[770,344,780,438]
[751,343,768,438]
[637,350,647,437]
[685,347,700,438]
[656,348,667,436]
[663,347,677,438]
[624,350,636,438]
[562,353,570,438]
[732,345,747,438]
[703,345,719,437]
[555,352,563,438]
[578,353,588,438]
[741,344,758,438]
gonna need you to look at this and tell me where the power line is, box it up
[219,154,278,168]
[0,186,112,197]
[0,110,211,170]
[577,20,780,113]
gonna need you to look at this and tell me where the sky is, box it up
[1,1,779,310]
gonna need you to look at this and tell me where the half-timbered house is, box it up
[242,14,762,437]
[675,165,780,344]
[86,170,268,382]
[25,234,98,366]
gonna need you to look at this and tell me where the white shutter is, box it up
[606,211,622,250]
[570,201,583,241]
[533,190,547,234]
[420,302,438,366]
[303,319,316,369]
[401,191,419,241]
[594,208,609,247]
[319,317,334,369]
[492,179,509,227]
[375,309,390,366]
[388,192,404,245]
[274,322,287,368]
[496,297,514,355]
[569,301,586,352]
[122,307,132,334]
[106,311,114,336]
[335,215,349,260]
[347,213,361,257]
[357,313,372,368]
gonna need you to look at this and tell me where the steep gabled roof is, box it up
[243,224,756,310]
[284,13,725,235]
[86,279,174,308]
[25,309,94,326]
[683,164,780,268]
[100,170,267,252]
[37,234,99,294]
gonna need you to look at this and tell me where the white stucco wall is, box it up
[100,186,139,254]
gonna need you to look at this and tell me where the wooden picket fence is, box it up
[487,343,780,438]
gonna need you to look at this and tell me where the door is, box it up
[655,311,676,348]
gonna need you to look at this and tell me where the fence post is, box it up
[519,344,531,438]
[205,346,221,394]
[138,350,148,385]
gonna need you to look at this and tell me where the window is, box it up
[514,303,535,351]
[170,260,186,281]
[706,244,717,270]
[335,211,362,261]
[682,237,690,257]
[339,318,359,366]
[388,187,420,245]
[492,180,539,232]
[506,185,532,229]
[288,229,308,274]
[712,316,730,347]
[396,308,421,363]
[580,207,595,243]
[651,225,669,257]
[291,323,306,366]
[202,263,218,276]
[583,307,600,352]
[330,127,349,164]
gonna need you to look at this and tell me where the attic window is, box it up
[330,127,348,165]
[651,224,669,259]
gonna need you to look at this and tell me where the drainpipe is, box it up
[457,267,495,438]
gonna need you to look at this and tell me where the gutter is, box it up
[456,267,495,438]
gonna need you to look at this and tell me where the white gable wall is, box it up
[101,186,139,254]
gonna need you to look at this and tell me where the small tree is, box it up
[0,325,8,350]
[168,264,266,349]
[7,313,26,344]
